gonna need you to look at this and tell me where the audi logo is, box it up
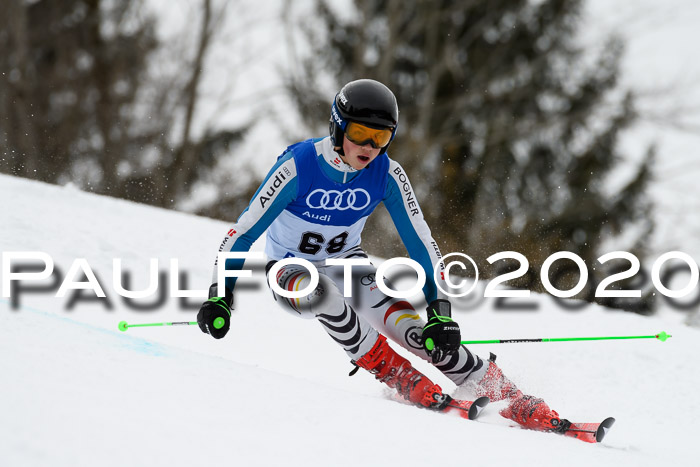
[306,188,371,211]
[360,274,376,286]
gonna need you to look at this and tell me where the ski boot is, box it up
[500,394,569,432]
[354,335,452,410]
[474,353,567,432]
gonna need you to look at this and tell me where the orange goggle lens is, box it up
[345,122,393,148]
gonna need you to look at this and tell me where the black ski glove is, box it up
[422,299,461,364]
[197,296,231,339]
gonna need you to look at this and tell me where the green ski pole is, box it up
[461,331,672,345]
[118,319,225,332]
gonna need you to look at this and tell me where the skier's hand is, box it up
[422,299,461,364]
[197,297,231,339]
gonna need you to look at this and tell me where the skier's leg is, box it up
[320,259,564,430]
[266,260,376,360]
[323,261,485,386]
[267,260,453,410]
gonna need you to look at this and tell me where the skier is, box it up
[196,79,565,431]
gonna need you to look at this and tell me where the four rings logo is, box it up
[306,188,371,211]
[360,274,375,286]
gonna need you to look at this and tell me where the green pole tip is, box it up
[118,321,128,332]
[213,317,226,330]
[425,337,434,351]
[656,331,671,342]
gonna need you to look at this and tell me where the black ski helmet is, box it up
[329,79,399,155]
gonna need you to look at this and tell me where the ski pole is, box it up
[461,331,671,345]
[118,319,225,332]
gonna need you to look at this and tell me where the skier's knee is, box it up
[267,262,341,319]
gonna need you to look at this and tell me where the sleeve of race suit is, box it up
[383,159,449,304]
[210,151,298,299]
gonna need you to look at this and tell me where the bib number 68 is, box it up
[299,231,349,255]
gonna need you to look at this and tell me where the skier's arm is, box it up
[209,151,298,301]
[382,159,448,304]
[383,159,461,361]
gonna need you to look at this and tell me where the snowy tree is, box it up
[0,0,248,209]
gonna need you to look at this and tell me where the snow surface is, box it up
[1,174,698,466]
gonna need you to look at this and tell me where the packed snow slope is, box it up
[1,174,698,467]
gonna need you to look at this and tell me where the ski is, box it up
[409,394,612,443]
[442,396,490,420]
[561,416,616,443]
[461,404,616,443]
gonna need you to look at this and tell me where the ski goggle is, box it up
[345,122,394,149]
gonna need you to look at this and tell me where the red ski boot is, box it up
[354,335,451,411]
[500,395,567,432]
[474,354,566,432]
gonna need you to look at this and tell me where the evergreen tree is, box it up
[0,0,248,210]
[0,0,159,189]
